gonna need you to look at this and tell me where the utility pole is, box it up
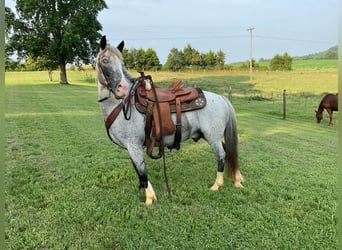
[246,27,254,81]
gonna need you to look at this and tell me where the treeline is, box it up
[6,49,294,72]
[122,48,160,71]
[296,45,338,60]
[11,43,339,73]
[163,44,226,71]
[121,44,227,72]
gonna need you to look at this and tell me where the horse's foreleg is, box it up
[209,142,225,191]
[145,181,156,205]
[128,144,157,205]
[328,109,334,126]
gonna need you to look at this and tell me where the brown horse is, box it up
[315,93,338,125]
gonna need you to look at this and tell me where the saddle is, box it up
[135,74,206,159]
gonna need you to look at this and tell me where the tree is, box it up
[5,7,20,66]
[183,44,202,69]
[122,48,134,69]
[122,47,160,71]
[204,50,216,68]
[183,44,194,66]
[191,49,202,68]
[270,52,293,71]
[6,0,107,84]
[216,49,225,69]
[128,48,139,69]
[135,48,146,71]
[164,48,184,71]
[282,52,293,70]
[145,48,160,70]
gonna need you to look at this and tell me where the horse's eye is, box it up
[102,58,108,64]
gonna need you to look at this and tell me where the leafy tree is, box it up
[191,49,202,68]
[183,44,195,66]
[216,49,225,68]
[204,50,216,68]
[145,48,160,70]
[164,48,185,71]
[183,44,202,69]
[122,48,160,71]
[6,0,107,84]
[5,7,19,65]
[270,52,293,70]
[135,48,146,71]
[128,48,139,69]
[122,48,133,69]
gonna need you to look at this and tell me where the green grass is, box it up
[5,69,337,249]
[292,59,338,69]
[233,59,338,69]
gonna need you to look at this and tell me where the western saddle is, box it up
[135,72,206,159]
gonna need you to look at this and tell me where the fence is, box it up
[226,86,328,123]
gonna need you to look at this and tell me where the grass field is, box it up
[233,59,338,70]
[5,67,338,249]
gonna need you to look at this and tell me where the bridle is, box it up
[96,48,118,102]
[97,54,147,130]
[96,49,137,119]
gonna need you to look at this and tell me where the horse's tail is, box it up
[224,101,243,187]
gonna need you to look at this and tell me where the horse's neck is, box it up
[317,104,324,113]
[98,81,136,118]
[123,68,135,83]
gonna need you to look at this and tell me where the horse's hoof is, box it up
[145,182,157,205]
[210,183,220,191]
[145,195,157,205]
[210,172,223,191]
[234,182,244,188]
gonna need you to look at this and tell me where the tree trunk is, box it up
[48,70,53,82]
[59,63,69,84]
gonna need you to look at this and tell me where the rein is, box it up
[101,78,140,130]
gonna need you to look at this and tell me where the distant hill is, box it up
[295,45,338,60]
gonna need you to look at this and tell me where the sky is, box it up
[5,0,339,64]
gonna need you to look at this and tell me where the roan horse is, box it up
[315,93,338,126]
[96,36,243,204]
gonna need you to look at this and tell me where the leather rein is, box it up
[97,54,141,129]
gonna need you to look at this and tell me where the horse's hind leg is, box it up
[209,141,225,191]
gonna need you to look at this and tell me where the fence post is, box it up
[228,86,232,103]
[283,89,286,120]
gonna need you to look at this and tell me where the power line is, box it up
[254,34,333,43]
[123,34,248,41]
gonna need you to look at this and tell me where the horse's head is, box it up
[315,110,322,123]
[96,36,132,99]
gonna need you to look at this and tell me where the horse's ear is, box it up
[117,40,124,52]
[100,36,107,50]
